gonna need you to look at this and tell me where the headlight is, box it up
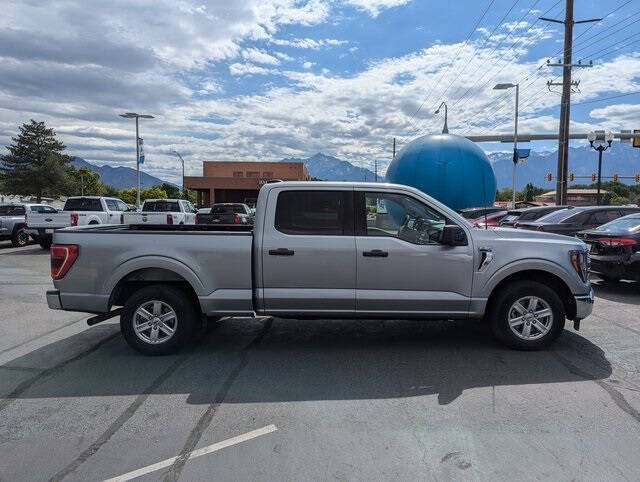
[570,249,589,282]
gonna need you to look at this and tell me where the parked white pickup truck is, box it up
[121,199,198,225]
[26,196,130,248]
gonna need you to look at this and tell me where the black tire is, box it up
[11,227,29,247]
[38,236,52,250]
[120,285,197,356]
[490,280,565,350]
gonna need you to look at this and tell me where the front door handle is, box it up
[269,248,295,256]
[363,249,388,257]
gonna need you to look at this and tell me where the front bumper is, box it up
[47,290,62,310]
[574,288,594,320]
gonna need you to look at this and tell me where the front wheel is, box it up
[490,281,565,350]
[120,285,197,355]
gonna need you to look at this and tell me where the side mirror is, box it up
[441,225,468,246]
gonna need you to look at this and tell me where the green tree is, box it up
[159,182,182,198]
[65,165,103,196]
[0,120,71,201]
[141,186,168,201]
[118,188,137,205]
[522,183,545,202]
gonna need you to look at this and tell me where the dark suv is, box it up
[500,206,570,228]
[518,206,640,237]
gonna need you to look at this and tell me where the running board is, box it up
[87,308,122,326]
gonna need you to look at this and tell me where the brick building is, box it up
[185,161,310,207]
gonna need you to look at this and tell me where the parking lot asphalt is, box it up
[1,243,640,481]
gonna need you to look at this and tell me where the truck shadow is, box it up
[1,318,612,406]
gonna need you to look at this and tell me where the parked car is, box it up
[26,196,129,249]
[499,206,569,228]
[47,181,593,355]
[470,210,508,228]
[518,206,640,237]
[121,199,197,225]
[0,203,55,247]
[459,206,505,219]
[196,203,253,225]
[577,213,640,281]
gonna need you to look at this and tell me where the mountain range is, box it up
[488,142,640,190]
[70,157,167,189]
[71,142,640,192]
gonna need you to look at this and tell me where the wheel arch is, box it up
[486,269,576,321]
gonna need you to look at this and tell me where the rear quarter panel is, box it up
[52,228,253,314]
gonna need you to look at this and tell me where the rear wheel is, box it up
[38,235,52,250]
[120,285,197,355]
[490,281,565,350]
[11,227,29,247]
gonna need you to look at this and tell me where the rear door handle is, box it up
[363,249,388,257]
[269,248,295,256]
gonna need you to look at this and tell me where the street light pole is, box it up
[434,102,448,134]
[171,150,186,198]
[494,83,520,209]
[120,112,154,208]
[588,130,613,206]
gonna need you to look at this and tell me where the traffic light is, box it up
[569,172,574,182]
[591,173,596,182]
[546,172,552,182]
[635,173,640,183]
[613,173,619,184]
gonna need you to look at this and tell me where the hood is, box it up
[479,226,586,247]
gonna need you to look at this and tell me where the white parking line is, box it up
[103,424,278,482]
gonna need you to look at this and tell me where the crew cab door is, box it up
[105,199,124,224]
[354,190,473,316]
[260,188,356,314]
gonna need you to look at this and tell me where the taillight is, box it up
[233,214,240,224]
[194,215,199,224]
[120,214,124,224]
[51,244,79,280]
[167,214,173,225]
[513,222,519,228]
[537,225,544,231]
[71,213,79,226]
[598,237,637,246]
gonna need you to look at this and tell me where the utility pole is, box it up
[374,159,378,183]
[393,137,396,160]
[541,1,600,206]
[119,112,154,208]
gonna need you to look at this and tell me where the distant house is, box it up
[535,189,607,206]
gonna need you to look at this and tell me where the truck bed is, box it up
[51,224,254,315]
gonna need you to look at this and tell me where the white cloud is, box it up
[302,61,315,69]
[270,37,348,49]
[343,0,411,17]
[229,63,277,76]
[241,48,281,65]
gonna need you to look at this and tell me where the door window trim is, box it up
[274,190,354,236]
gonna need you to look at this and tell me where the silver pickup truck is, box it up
[47,182,593,355]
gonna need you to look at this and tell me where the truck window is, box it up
[116,200,129,212]
[359,192,446,245]
[63,198,103,211]
[0,205,25,216]
[143,201,180,212]
[31,205,57,213]
[275,191,351,235]
[105,200,119,211]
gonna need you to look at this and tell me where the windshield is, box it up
[594,215,640,232]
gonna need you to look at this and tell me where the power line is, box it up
[574,91,640,106]
[404,0,496,134]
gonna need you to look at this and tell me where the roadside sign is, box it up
[138,137,145,164]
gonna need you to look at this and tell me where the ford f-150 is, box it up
[46,182,594,355]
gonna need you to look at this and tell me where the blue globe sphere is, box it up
[386,134,496,211]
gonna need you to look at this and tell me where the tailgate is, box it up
[122,213,167,224]
[27,211,70,229]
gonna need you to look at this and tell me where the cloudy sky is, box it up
[1,0,639,183]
